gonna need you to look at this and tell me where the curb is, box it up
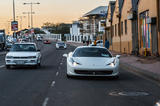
[120,62,160,82]
[0,52,6,56]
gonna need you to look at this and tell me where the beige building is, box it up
[138,0,159,56]
[119,0,133,53]
[104,1,116,50]
[111,0,123,52]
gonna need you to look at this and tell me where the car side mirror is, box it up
[63,54,68,57]
[37,49,41,52]
[116,55,120,59]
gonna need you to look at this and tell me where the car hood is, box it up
[6,52,38,57]
[73,57,115,66]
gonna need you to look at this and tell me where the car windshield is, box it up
[58,42,65,45]
[73,48,112,57]
[10,44,37,52]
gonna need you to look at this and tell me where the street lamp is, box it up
[23,2,40,28]
[23,12,35,29]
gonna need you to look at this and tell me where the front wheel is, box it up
[66,74,74,78]
[6,65,10,69]
[112,75,119,79]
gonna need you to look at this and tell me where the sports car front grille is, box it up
[59,46,64,48]
[74,70,113,75]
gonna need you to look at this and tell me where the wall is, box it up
[111,0,121,52]
[120,0,132,53]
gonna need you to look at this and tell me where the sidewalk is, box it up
[66,42,85,47]
[68,42,160,81]
[0,50,6,56]
[111,51,160,81]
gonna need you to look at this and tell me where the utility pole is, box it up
[23,12,35,29]
[13,0,15,21]
[23,2,40,28]
[13,0,16,38]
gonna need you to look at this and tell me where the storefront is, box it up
[139,11,151,50]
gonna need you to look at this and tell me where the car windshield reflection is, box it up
[73,48,112,57]
[10,44,37,52]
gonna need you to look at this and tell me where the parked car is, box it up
[5,41,13,49]
[63,46,120,78]
[43,40,51,44]
[36,36,42,41]
[56,42,67,49]
[96,40,103,47]
[5,42,41,69]
[0,30,6,50]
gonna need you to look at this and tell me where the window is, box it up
[121,21,123,35]
[112,25,114,37]
[125,20,127,34]
[118,23,120,36]
[115,24,117,36]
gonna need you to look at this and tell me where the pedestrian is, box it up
[94,40,97,46]
[105,39,110,49]
[86,40,89,46]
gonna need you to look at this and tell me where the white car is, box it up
[5,43,41,69]
[56,42,67,49]
[96,40,103,47]
[63,46,120,78]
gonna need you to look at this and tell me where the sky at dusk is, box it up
[0,0,111,33]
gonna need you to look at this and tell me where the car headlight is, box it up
[69,58,81,66]
[6,56,13,59]
[108,59,116,67]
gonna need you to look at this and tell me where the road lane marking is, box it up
[0,65,5,68]
[56,72,59,76]
[42,97,49,106]
[51,81,55,87]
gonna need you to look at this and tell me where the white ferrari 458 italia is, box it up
[63,46,120,78]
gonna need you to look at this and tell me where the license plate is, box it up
[16,61,24,65]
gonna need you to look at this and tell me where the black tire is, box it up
[113,75,119,79]
[6,65,10,69]
[66,74,73,78]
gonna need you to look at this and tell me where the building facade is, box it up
[83,6,108,41]
[138,0,159,56]
[119,0,133,54]
[105,1,116,50]
[110,0,124,52]
[69,21,82,42]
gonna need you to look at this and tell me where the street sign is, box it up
[11,21,18,31]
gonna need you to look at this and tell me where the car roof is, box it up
[77,46,106,49]
[14,42,36,45]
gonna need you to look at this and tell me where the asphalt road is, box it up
[0,41,160,106]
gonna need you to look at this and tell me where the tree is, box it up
[42,22,71,41]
